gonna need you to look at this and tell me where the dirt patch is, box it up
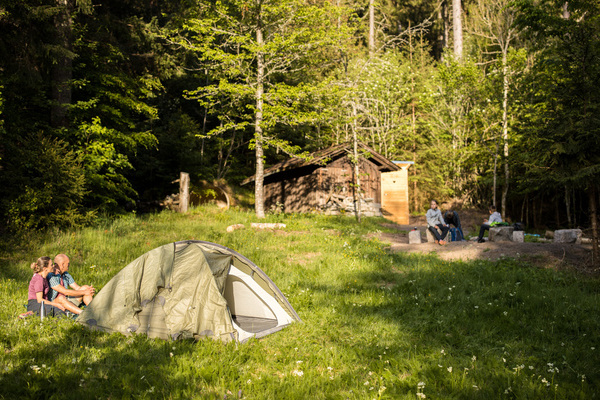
[376,219,595,273]
[288,252,322,266]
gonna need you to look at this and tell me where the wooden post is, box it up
[179,172,189,213]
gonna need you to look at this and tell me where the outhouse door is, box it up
[381,168,410,225]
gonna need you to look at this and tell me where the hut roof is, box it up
[242,142,400,185]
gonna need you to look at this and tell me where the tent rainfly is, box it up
[78,240,300,342]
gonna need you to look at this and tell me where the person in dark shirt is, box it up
[444,210,465,241]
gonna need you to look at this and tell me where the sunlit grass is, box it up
[0,206,598,399]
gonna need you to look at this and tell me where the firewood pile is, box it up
[321,194,381,217]
[160,194,181,211]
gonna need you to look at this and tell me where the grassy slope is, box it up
[0,206,598,399]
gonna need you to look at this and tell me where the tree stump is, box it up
[179,172,189,213]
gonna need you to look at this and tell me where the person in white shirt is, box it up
[477,205,503,243]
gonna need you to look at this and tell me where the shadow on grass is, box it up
[1,320,248,399]
[298,251,600,398]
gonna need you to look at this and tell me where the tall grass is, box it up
[0,206,598,399]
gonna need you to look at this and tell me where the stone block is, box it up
[408,230,422,244]
[489,226,514,242]
[425,228,437,243]
[553,229,582,244]
[512,231,524,243]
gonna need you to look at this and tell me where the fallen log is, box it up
[226,224,245,233]
[250,223,287,230]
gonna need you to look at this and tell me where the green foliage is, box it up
[173,0,348,151]
[1,0,599,233]
[423,59,487,203]
[512,0,600,189]
[73,118,140,212]
[0,209,598,398]
[1,135,93,233]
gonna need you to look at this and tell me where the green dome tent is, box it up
[78,240,300,342]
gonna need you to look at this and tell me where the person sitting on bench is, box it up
[477,205,503,243]
[426,200,449,245]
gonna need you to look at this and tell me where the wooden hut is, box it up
[242,142,412,223]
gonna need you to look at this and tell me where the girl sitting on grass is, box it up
[26,257,66,317]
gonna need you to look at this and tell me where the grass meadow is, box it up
[0,206,598,399]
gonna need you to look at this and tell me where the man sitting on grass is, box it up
[47,254,95,315]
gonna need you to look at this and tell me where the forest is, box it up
[0,0,599,259]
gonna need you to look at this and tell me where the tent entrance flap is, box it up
[224,265,293,334]
[231,316,278,333]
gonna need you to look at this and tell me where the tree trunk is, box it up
[590,184,599,268]
[351,103,362,223]
[532,197,537,228]
[410,29,419,213]
[525,193,529,227]
[555,195,560,228]
[562,2,570,19]
[573,187,577,227]
[501,50,510,218]
[438,0,449,60]
[520,195,525,223]
[538,194,544,228]
[51,0,73,128]
[565,185,572,228]
[452,0,463,60]
[493,140,498,207]
[254,16,266,219]
[368,0,375,57]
